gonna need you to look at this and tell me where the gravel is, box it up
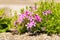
[0,32,60,40]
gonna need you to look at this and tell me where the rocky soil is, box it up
[0,32,60,40]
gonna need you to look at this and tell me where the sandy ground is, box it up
[0,0,60,5]
[0,32,60,40]
[0,0,39,5]
[0,33,60,40]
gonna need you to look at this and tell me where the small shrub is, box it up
[14,10,42,33]
[0,8,12,32]
[14,0,60,34]
[36,0,60,34]
[0,17,11,32]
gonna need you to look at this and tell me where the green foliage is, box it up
[35,0,60,34]
[0,17,11,32]
[0,8,4,16]
[0,0,60,35]
[14,0,60,34]
[0,8,12,32]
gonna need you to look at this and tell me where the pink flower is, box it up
[25,10,33,16]
[14,21,17,26]
[43,11,48,15]
[43,10,48,15]
[28,16,34,21]
[47,10,52,14]
[16,10,42,31]
[17,14,25,24]
[20,14,25,18]
[26,20,36,29]
[34,14,42,22]
[25,10,29,15]
[43,10,52,15]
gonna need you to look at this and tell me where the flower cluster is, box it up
[14,10,42,29]
[43,10,52,15]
